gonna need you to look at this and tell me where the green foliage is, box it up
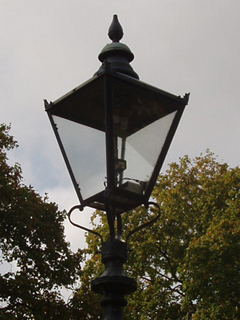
[75,150,240,319]
[0,124,82,319]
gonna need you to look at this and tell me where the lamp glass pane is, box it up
[52,115,106,200]
[110,75,180,195]
[115,111,176,193]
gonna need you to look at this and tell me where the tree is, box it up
[0,124,82,319]
[72,151,240,319]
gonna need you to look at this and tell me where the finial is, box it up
[95,15,139,79]
[108,15,123,42]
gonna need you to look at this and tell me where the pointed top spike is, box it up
[108,14,123,42]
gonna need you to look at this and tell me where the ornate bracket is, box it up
[67,205,103,244]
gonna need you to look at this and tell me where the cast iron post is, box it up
[91,239,136,320]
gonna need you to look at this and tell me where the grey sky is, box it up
[1,1,240,250]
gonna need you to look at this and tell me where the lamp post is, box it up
[45,15,189,320]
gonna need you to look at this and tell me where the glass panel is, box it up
[53,115,106,200]
[115,111,177,194]
[110,74,181,196]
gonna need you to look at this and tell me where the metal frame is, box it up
[45,100,84,209]
[145,94,189,200]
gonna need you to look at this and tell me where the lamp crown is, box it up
[95,15,139,79]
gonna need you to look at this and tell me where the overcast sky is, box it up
[1,1,240,251]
